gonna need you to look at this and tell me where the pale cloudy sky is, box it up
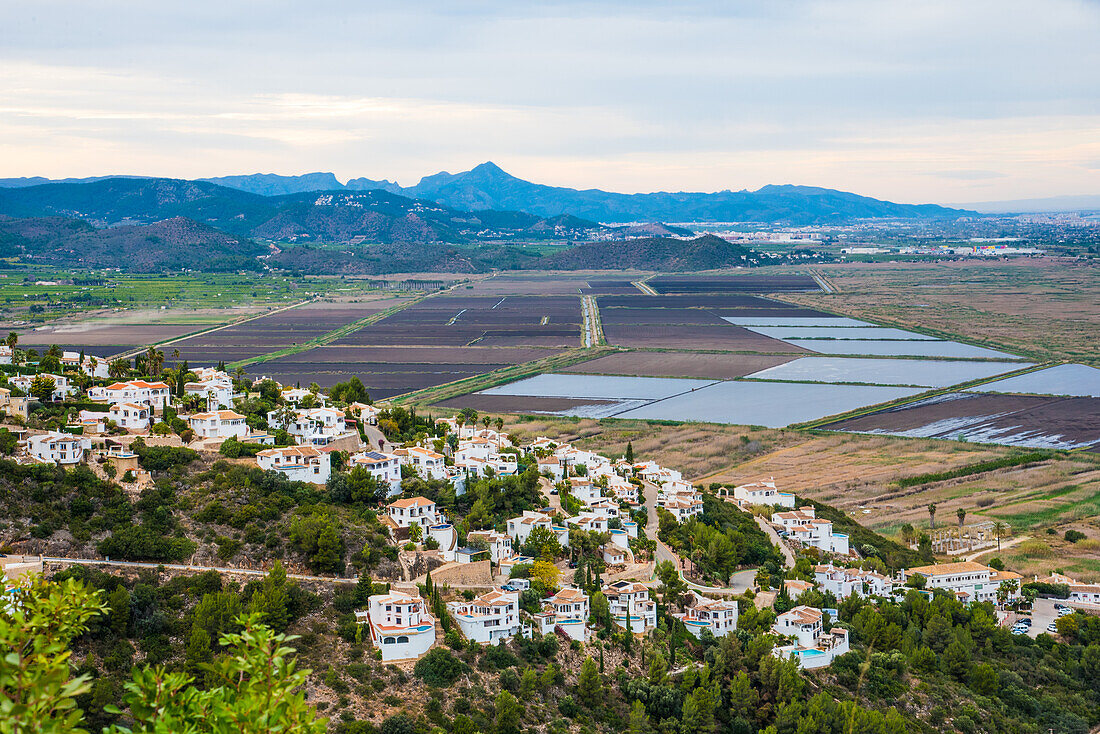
[2,0,1098,204]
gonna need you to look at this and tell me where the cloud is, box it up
[0,0,1098,201]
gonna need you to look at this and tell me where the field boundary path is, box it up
[109,298,316,361]
[581,295,604,347]
[632,278,658,295]
[808,269,837,294]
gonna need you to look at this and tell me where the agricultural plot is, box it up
[246,345,560,397]
[445,371,922,427]
[597,294,810,309]
[744,356,1030,388]
[827,392,1100,450]
[966,363,1100,398]
[722,316,874,327]
[777,339,1019,359]
[646,274,820,294]
[741,326,940,341]
[563,352,795,379]
[601,324,810,352]
[613,381,925,427]
[333,295,582,349]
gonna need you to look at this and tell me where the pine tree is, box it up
[495,690,523,734]
[577,656,602,709]
[628,700,651,734]
[625,442,634,463]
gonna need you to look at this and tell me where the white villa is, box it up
[89,380,172,409]
[733,479,796,508]
[255,446,331,484]
[108,403,151,432]
[188,410,249,440]
[358,591,436,662]
[28,432,90,465]
[603,580,657,633]
[448,587,522,644]
[394,446,446,480]
[10,373,72,401]
[773,605,850,669]
[815,563,893,599]
[348,450,403,494]
[535,587,589,641]
[675,592,739,639]
[466,530,513,564]
[270,406,349,446]
[184,377,241,411]
[772,507,849,556]
[386,496,442,529]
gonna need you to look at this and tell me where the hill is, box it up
[0,178,609,245]
[545,233,757,270]
[0,215,265,272]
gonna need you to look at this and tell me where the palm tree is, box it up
[956,507,966,529]
[482,415,491,429]
[145,346,164,376]
[172,348,180,360]
[927,503,937,530]
[993,521,1009,551]
[5,332,17,349]
[900,523,916,547]
[495,417,504,432]
[108,358,129,380]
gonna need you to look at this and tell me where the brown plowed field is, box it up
[563,352,796,379]
[827,393,1100,450]
[647,275,820,293]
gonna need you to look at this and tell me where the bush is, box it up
[97,524,197,562]
[413,647,467,687]
[1065,530,1087,544]
[1019,540,1054,558]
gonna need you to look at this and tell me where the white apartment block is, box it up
[188,410,249,440]
[358,591,436,662]
[900,562,1021,604]
[447,588,521,644]
[675,592,739,639]
[603,580,657,634]
[28,432,90,465]
[89,380,172,409]
[733,478,796,508]
[0,345,11,364]
[659,493,704,523]
[348,450,403,495]
[108,403,151,432]
[256,446,331,484]
[386,496,441,529]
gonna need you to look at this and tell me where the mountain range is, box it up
[1,162,969,224]
[0,177,605,245]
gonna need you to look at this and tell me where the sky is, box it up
[1,0,1098,204]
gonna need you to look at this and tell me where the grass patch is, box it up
[894,451,1054,488]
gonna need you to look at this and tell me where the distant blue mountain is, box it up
[0,162,972,223]
[198,172,344,196]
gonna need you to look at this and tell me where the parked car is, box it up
[1048,622,1060,633]
[1058,607,1074,617]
